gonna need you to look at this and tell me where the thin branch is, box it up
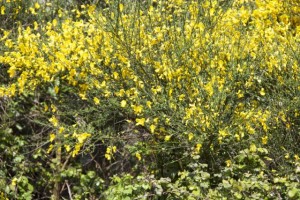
[66,180,73,200]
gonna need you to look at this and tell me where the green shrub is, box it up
[0,0,300,199]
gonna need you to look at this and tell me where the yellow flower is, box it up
[29,7,36,15]
[165,118,171,125]
[119,4,124,12]
[106,146,111,154]
[285,153,290,159]
[136,118,146,126]
[64,145,71,152]
[225,160,232,167]
[168,89,173,97]
[49,133,56,142]
[34,2,40,9]
[77,132,91,144]
[11,177,18,187]
[146,101,152,108]
[237,90,244,99]
[0,30,10,41]
[132,104,143,115]
[179,94,185,101]
[1,6,5,15]
[44,104,49,112]
[93,97,100,105]
[164,135,171,141]
[4,39,13,48]
[205,83,214,97]
[49,116,58,127]
[259,88,266,96]
[261,136,268,145]
[51,104,57,112]
[59,127,65,134]
[79,93,87,100]
[54,86,59,94]
[112,146,117,153]
[188,133,194,141]
[105,153,111,160]
[113,72,119,79]
[47,144,53,154]
[219,130,228,137]
[135,152,142,161]
[150,124,156,133]
[72,144,82,157]
[121,100,127,108]
[194,143,202,154]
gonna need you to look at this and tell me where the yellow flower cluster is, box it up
[46,109,92,157]
[1,0,300,158]
[71,132,92,157]
[105,146,117,161]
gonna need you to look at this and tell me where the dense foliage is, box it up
[1,0,300,199]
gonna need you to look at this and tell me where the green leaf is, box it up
[288,188,299,198]
[249,144,257,153]
[142,184,150,190]
[28,184,34,192]
[200,182,209,188]
[87,171,96,178]
[123,187,132,195]
[155,185,163,196]
[192,189,200,196]
[274,177,286,183]
[20,176,28,185]
[234,192,243,199]
[201,172,210,179]
[237,154,246,162]
[222,180,231,189]
[257,148,268,154]
[16,124,23,131]
[13,155,23,163]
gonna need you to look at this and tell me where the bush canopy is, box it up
[0,0,300,199]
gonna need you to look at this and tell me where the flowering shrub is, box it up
[0,0,300,199]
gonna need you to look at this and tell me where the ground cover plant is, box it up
[0,0,300,199]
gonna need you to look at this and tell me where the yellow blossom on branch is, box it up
[120,100,127,107]
[64,145,71,152]
[262,136,268,145]
[72,144,82,157]
[193,143,202,154]
[188,133,194,141]
[131,104,143,115]
[259,88,266,96]
[164,135,171,141]
[150,124,156,133]
[136,118,146,126]
[49,116,59,127]
[77,132,91,144]
[93,97,100,105]
[135,152,142,161]
[49,133,56,142]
